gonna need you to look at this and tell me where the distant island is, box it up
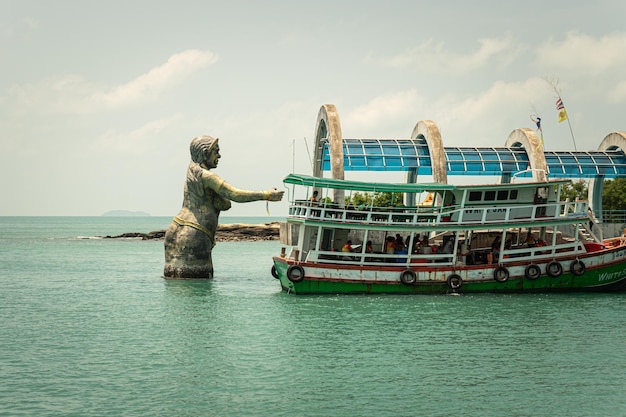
[102,210,151,217]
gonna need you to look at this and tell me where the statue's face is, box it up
[205,145,221,168]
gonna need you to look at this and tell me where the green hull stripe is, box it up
[273,261,626,295]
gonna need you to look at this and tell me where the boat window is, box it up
[469,191,482,201]
[484,191,496,201]
[509,190,518,200]
[497,190,508,201]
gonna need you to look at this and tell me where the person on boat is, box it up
[394,234,406,253]
[341,240,355,261]
[442,236,455,254]
[309,190,322,217]
[412,234,422,253]
[525,232,536,247]
[491,235,502,263]
[535,238,548,254]
[164,135,284,279]
[385,236,396,254]
[440,235,455,263]
[364,240,375,262]
[420,235,431,253]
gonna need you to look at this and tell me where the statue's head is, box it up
[190,135,220,168]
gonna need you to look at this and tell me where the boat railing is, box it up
[497,240,586,262]
[601,209,626,223]
[561,200,590,216]
[307,249,457,267]
[288,199,588,226]
[296,237,586,267]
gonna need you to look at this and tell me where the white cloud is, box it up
[340,78,549,139]
[7,75,97,115]
[535,32,626,73]
[95,113,185,155]
[383,36,522,75]
[533,32,626,106]
[343,90,425,135]
[432,78,550,141]
[338,79,551,147]
[93,50,218,109]
[3,49,218,115]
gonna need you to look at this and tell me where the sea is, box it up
[1,216,625,417]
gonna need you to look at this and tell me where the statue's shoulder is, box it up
[201,169,226,190]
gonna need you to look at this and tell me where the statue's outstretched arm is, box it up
[218,180,284,202]
[203,171,283,202]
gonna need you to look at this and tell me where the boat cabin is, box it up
[279,174,596,268]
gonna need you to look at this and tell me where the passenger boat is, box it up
[271,173,626,294]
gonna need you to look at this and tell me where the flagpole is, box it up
[557,93,578,151]
[547,78,578,151]
[566,117,577,151]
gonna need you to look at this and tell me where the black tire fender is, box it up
[447,274,462,290]
[493,266,509,282]
[546,261,563,278]
[400,269,417,285]
[570,260,586,276]
[271,265,279,279]
[286,265,305,283]
[525,264,541,280]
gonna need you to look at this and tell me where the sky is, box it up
[2,0,626,216]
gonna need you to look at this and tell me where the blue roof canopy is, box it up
[319,138,626,179]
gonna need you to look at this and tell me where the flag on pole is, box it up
[556,98,568,123]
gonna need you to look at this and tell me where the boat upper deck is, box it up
[288,199,588,230]
[283,174,588,230]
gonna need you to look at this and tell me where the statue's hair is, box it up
[190,135,218,163]
[186,135,218,200]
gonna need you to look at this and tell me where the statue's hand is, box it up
[267,188,284,202]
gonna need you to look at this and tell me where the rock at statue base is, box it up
[163,264,213,279]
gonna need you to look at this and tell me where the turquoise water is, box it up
[1,217,625,416]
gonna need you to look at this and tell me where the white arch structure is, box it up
[589,131,626,221]
[404,120,446,206]
[312,104,344,204]
[503,128,547,183]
